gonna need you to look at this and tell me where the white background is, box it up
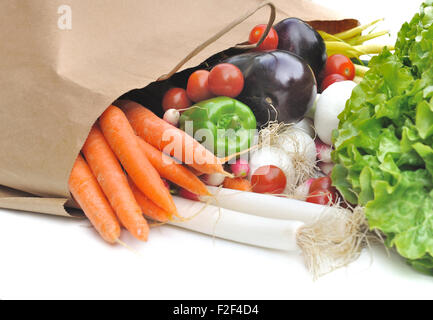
[1,0,432,300]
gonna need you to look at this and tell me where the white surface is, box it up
[1,0,432,300]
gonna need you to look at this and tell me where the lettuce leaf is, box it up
[332,1,433,274]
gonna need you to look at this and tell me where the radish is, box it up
[314,81,357,145]
[248,146,296,194]
[163,108,180,127]
[316,139,333,163]
[171,196,366,278]
[201,173,225,186]
[318,162,335,176]
[162,178,171,190]
[230,158,250,178]
[178,188,200,201]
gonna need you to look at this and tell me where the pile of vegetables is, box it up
[160,17,362,199]
[70,9,397,277]
[333,0,433,274]
[158,14,396,213]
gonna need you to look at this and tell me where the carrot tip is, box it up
[115,239,141,256]
[173,211,186,219]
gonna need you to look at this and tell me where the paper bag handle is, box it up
[157,1,276,81]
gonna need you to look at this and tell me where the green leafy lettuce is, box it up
[332,0,433,274]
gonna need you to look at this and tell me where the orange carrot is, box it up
[99,105,178,216]
[82,125,149,241]
[188,166,205,177]
[128,177,172,222]
[68,155,121,244]
[137,137,210,196]
[223,177,252,192]
[117,100,226,175]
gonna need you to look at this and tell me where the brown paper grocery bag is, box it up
[0,0,354,217]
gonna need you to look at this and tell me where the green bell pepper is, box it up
[179,97,257,157]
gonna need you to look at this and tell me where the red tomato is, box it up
[251,165,287,194]
[248,24,279,51]
[186,70,214,102]
[208,63,244,98]
[306,189,337,205]
[162,88,191,112]
[321,73,347,92]
[309,177,333,194]
[324,54,355,80]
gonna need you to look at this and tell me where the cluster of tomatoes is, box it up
[162,63,245,112]
[162,24,279,113]
[321,54,356,92]
[161,62,247,129]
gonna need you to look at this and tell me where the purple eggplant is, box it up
[274,18,327,78]
[224,50,317,127]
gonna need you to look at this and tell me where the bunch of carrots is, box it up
[69,100,228,244]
